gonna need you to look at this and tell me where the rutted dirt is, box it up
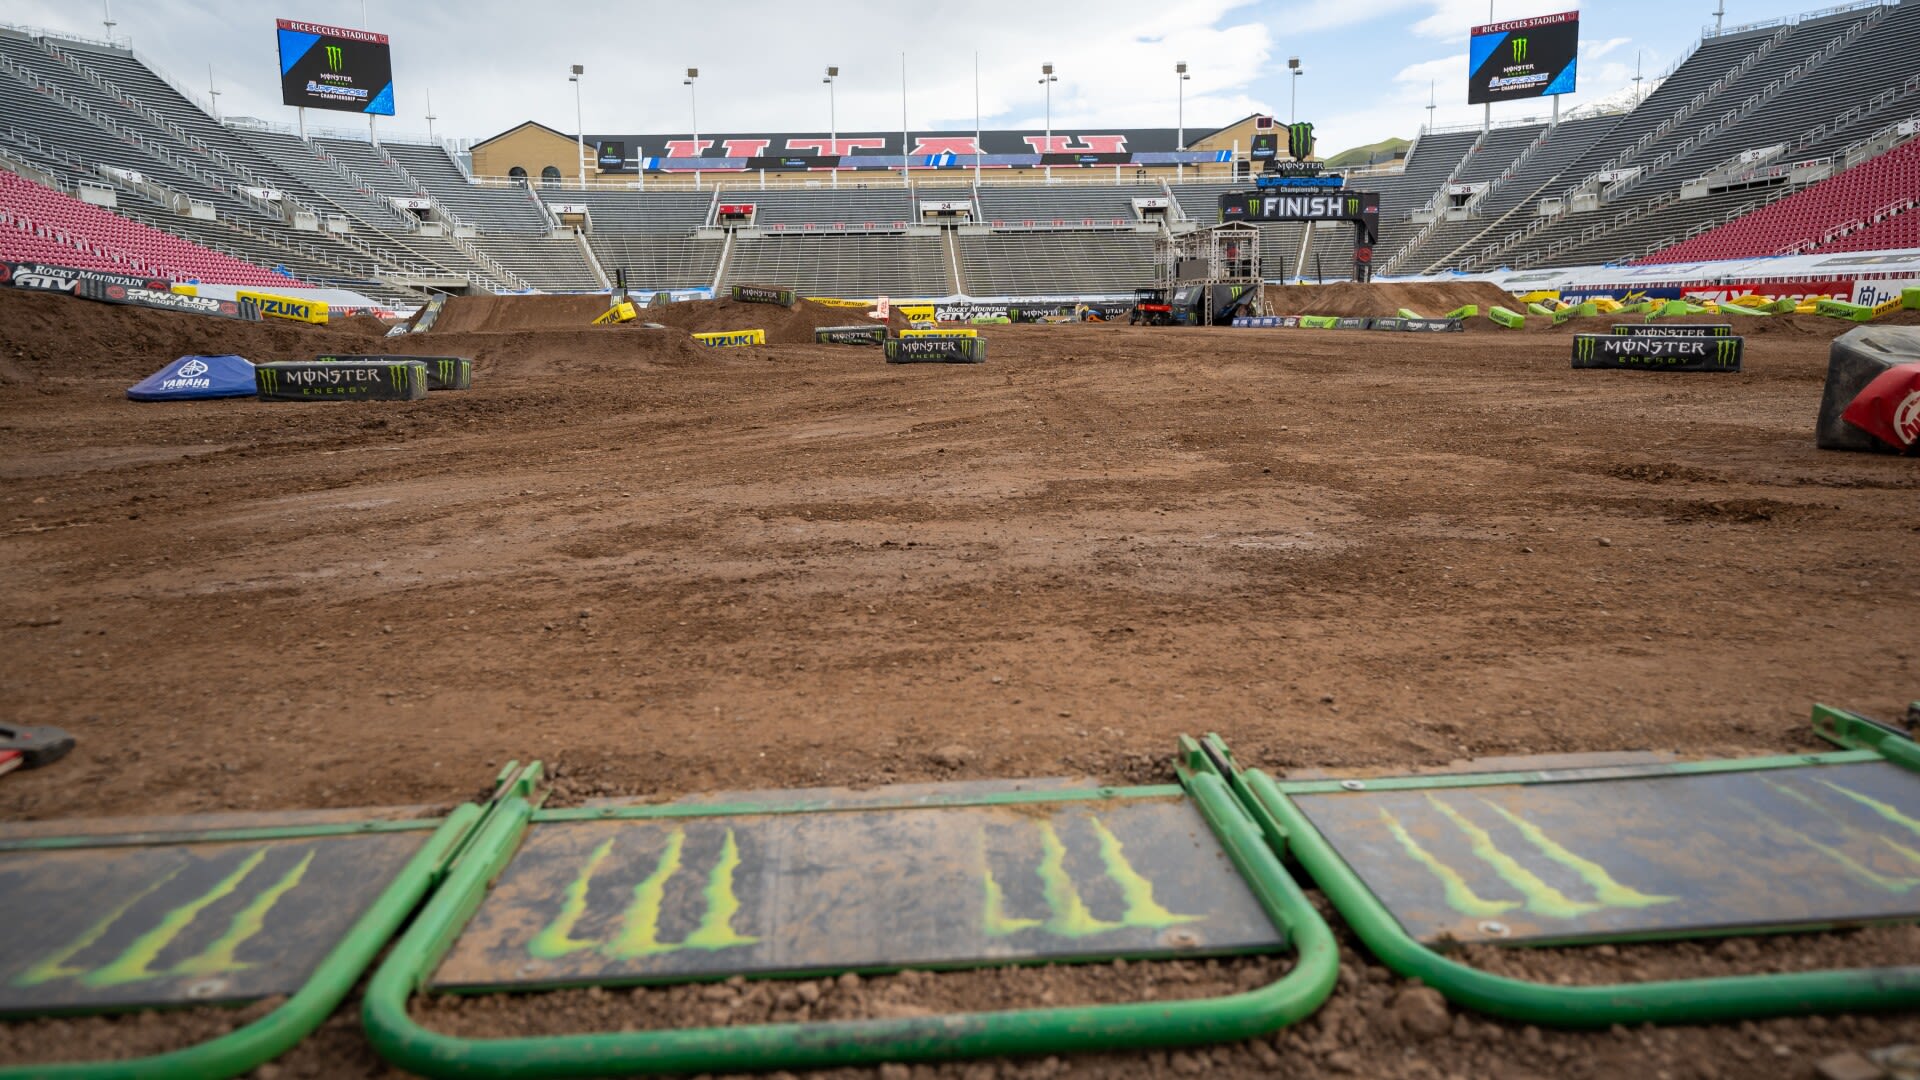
[2,288,1918,1077]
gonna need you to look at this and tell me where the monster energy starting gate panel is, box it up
[1292,759,1920,946]
[432,795,1283,990]
[0,830,430,1013]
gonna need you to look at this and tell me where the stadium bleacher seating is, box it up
[0,168,287,285]
[1638,137,1920,262]
[4,2,1918,302]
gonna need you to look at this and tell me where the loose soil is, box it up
[2,287,1917,1077]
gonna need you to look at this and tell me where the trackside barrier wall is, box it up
[0,802,493,1080]
[360,759,1341,1077]
[1197,706,1920,1028]
[236,291,330,324]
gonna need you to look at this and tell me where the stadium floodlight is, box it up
[684,69,701,188]
[1176,62,1190,181]
[1039,63,1058,181]
[570,65,585,188]
[824,66,839,187]
[1288,56,1302,125]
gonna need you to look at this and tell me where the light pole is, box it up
[823,65,838,188]
[207,63,221,121]
[684,68,700,189]
[1288,56,1302,126]
[425,87,436,144]
[102,0,115,41]
[1038,62,1057,181]
[570,64,585,189]
[1175,61,1190,182]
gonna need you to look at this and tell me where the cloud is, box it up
[1586,35,1633,61]
[1394,55,1470,85]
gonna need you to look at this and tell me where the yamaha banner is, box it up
[1469,11,1578,105]
[276,19,395,115]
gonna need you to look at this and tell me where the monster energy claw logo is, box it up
[258,368,278,395]
[1345,195,1361,216]
[324,45,344,72]
[1287,121,1316,162]
[1512,36,1528,63]
[1716,339,1738,367]
[981,817,1203,938]
[529,829,759,960]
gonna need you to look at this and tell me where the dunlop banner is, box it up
[1572,334,1743,372]
[692,329,767,348]
[238,290,330,324]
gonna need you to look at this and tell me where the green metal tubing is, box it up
[363,786,1340,1078]
[1239,766,1920,1027]
[1266,750,1878,796]
[1813,704,1920,774]
[0,803,483,1080]
[0,818,444,854]
[535,784,1184,824]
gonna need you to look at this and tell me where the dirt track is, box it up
[2,288,1917,1077]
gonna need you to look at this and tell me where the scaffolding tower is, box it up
[1156,223,1264,325]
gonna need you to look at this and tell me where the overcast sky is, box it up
[7,0,1839,152]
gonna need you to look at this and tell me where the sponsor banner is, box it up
[1852,278,1920,308]
[94,282,256,321]
[0,261,169,294]
[1563,281,1855,305]
[897,328,979,339]
[256,360,426,400]
[315,354,471,390]
[729,285,796,307]
[1402,319,1464,332]
[1221,191,1373,223]
[1611,324,1735,338]
[595,140,631,174]
[237,290,329,324]
[814,325,887,346]
[1369,318,1408,332]
[884,336,987,364]
[276,18,395,115]
[1332,317,1372,331]
[804,297,876,309]
[1232,316,1281,329]
[1005,303,1079,323]
[1572,334,1743,372]
[692,329,766,347]
[1469,10,1578,105]
[593,301,637,325]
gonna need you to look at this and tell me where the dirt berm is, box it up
[428,294,614,334]
[1261,282,1521,318]
[430,293,895,345]
[0,287,387,384]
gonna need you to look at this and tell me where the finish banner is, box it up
[1469,10,1578,105]
[1218,190,1381,281]
[276,19,395,115]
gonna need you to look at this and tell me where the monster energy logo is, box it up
[1577,336,1597,362]
[258,367,277,395]
[1382,796,1676,920]
[436,359,457,386]
[1511,37,1528,63]
[14,846,315,990]
[1715,338,1739,367]
[324,45,344,72]
[1345,195,1361,217]
[1287,121,1316,162]
[389,363,417,393]
[528,829,759,960]
[981,817,1202,938]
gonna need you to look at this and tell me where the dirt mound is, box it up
[430,293,615,334]
[1262,281,1520,318]
[393,327,711,379]
[640,297,888,344]
[0,287,386,384]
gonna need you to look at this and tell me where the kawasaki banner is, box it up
[1218,189,1381,282]
[276,19,395,115]
[1469,11,1578,105]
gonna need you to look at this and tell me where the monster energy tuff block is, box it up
[1610,324,1736,338]
[315,354,471,390]
[814,325,887,346]
[256,360,428,401]
[1572,334,1743,372]
[885,336,987,364]
[728,285,797,307]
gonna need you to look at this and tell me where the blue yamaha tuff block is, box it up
[126,354,258,401]
[1572,334,1743,372]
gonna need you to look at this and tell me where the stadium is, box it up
[1,0,1918,1076]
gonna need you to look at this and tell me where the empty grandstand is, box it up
[3,0,1917,304]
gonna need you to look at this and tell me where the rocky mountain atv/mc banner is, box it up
[276,19,395,115]
[1469,11,1579,105]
